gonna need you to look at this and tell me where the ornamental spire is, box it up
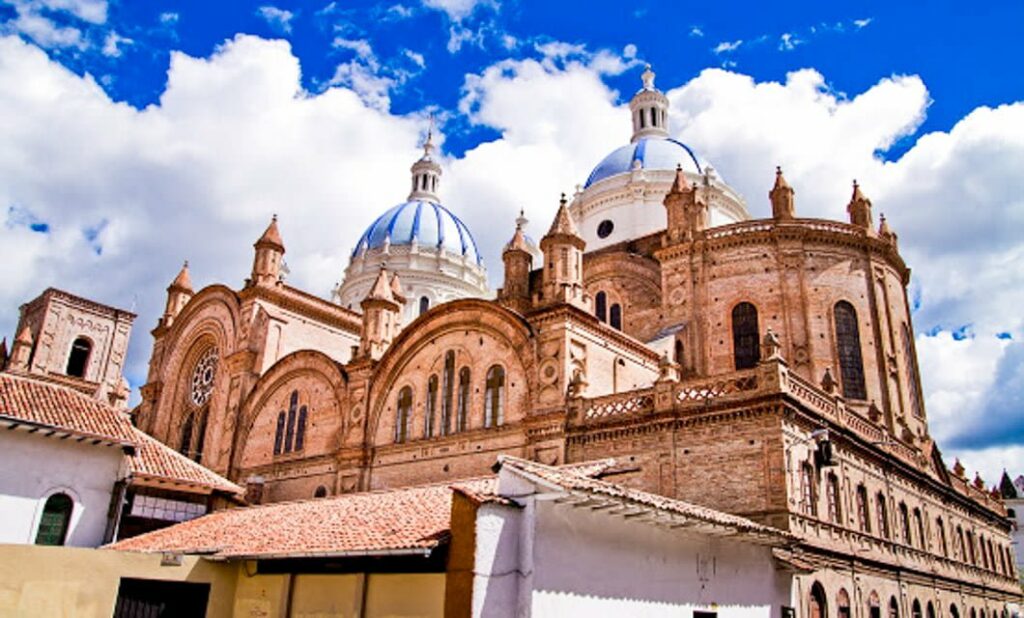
[630,64,670,142]
[408,115,442,203]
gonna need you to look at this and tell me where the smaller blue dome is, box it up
[353,201,483,265]
[585,137,703,188]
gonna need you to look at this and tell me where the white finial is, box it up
[516,208,528,230]
[641,64,656,90]
[422,113,435,158]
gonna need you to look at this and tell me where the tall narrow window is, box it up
[899,502,912,546]
[179,413,194,457]
[595,291,607,322]
[826,473,842,524]
[273,411,285,455]
[560,248,569,277]
[966,530,976,564]
[956,525,965,561]
[732,302,760,369]
[284,390,298,453]
[674,339,684,367]
[809,582,827,618]
[834,301,867,399]
[927,603,936,618]
[889,597,899,618]
[484,365,505,428]
[193,410,207,463]
[395,386,412,443]
[801,462,818,517]
[609,303,622,330]
[980,535,989,569]
[913,508,925,550]
[425,375,438,437]
[868,592,881,618]
[639,110,646,128]
[856,484,871,533]
[912,601,922,618]
[456,367,470,432]
[901,324,923,418]
[441,351,455,435]
[66,337,91,378]
[876,493,890,539]
[34,493,73,546]
[419,296,430,315]
[837,589,851,618]
[295,405,307,451]
[937,517,948,556]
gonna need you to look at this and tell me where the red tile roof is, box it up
[128,428,243,497]
[110,478,495,559]
[0,372,135,445]
[496,456,795,544]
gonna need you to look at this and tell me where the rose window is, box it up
[190,347,218,407]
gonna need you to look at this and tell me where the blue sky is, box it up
[0,0,1022,482]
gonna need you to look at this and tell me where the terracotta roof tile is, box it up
[128,428,243,497]
[110,478,495,559]
[0,372,135,445]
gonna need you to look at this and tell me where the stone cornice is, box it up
[239,284,362,334]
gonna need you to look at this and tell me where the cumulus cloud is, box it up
[421,0,492,21]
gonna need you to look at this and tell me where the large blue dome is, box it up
[585,137,703,188]
[352,200,483,265]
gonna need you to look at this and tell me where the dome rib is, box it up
[585,137,704,188]
[351,200,483,265]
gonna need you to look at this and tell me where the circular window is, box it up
[597,220,614,239]
[190,347,219,407]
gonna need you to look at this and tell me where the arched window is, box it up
[284,391,298,453]
[965,530,976,564]
[901,324,923,417]
[956,525,966,561]
[639,109,646,128]
[425,375,438,437]
[856,484,871,533]
[834,301,867,399]
[395,386,413,443]
[899,502,912,546]
[913,507,925,550]
[456,367,470,432]
[837,589,851,618]
[936,517,948,556]
[609,303,622,330]
[732,302,760,369]
[801,462,818,517]
[927,602,936,618]
[911,600,922,618]
[35,493,73,546]
[441,351,455,435]
[179,413,194,457]
[65,337,91,378]
[314,486,328,498]
[484,365,505,428]
[419,296,430,315]
[809,582,827,618]
[969,608,976,618]
[868,592,881,618]
[295,405,307,451]
[674,339,684,367]
[950,605,960,618]
[889,597,900,618]
[979,534,989,569]
[595,291,607,322]
[876,492,890,539]
[273,411,285,455]
[193,410,207,463]
[826,473,842,524]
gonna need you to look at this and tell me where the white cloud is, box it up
[403,48,426,69]
[4,2,87,49]
[421,0,492,21]
[101,30,131,57]
[712,39,742,54]
[256,6,294,33]
[689,26,704,38]
[854,17,873,29]
[159,12,179,25]
[30,0,107,24]
[778,32,802,51]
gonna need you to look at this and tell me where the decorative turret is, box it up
[629,65,670,143]
[499,210,533,313]
[389,271,407,304]
[9,323,33,371]
[252,215,285,287]
[847,181,874,232]
[359,268,402,360]
[663,165,708,244]
[539,195,588,310]
[161,261,194,328]
[878,213,898,246]
[408,121,442,203]
[769,166,796,220]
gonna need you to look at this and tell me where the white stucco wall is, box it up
[0,430,123,547]
[472,471,791,617]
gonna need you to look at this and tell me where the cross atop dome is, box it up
[408,115,442,203]
[630,64,670,142]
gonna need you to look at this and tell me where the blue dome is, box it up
[585,137,703,188]
[352,200,483,265]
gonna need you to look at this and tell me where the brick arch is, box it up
[366,299,535,448]
[151,286,240,444]
[583,251,661,338]
[232,350,348,475]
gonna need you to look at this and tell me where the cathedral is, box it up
[131,66,1020,609]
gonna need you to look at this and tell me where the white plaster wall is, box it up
[527,499,790,617]
[1008,496,1024,579]
[0,431,123,547]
